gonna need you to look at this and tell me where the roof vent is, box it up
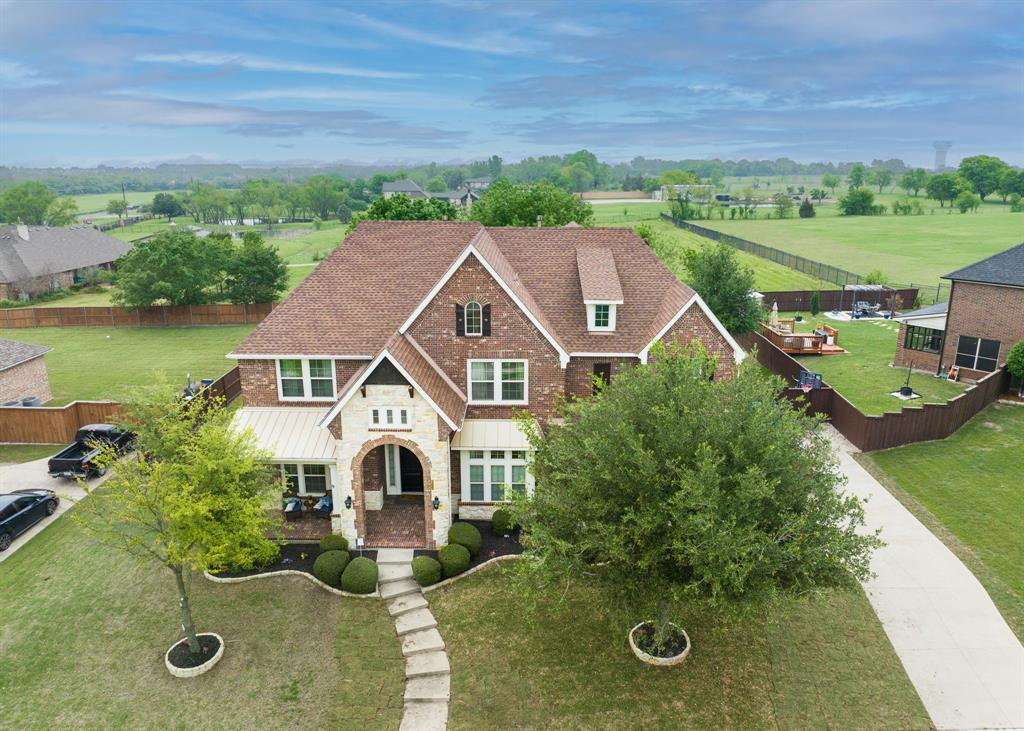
[16,224,29,241]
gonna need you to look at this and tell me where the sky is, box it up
[0,0,1021,168]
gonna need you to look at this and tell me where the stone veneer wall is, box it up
[0,355,53,404]
[940,281,1024,381]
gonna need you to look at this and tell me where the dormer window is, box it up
[577,246,623,333]
[594,304,610,328]
[587,302,617,331]
[465,301,483,336]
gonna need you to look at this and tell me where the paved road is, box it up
[0,457,106,562]
[830,427,1024,730]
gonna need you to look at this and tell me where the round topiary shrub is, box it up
[412,555,442,587]
[312,550,350,586]
[491,508,515,534]
[438,543,471,578]
[341,556,378,594]
[448,521,482,557]
[319,534,349,553]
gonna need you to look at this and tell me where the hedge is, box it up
[312,550,350,586]
[492,508,515,534]
[448,521,482,557]
[412,555,442,587]
[341,557,379,594]
[319,534,349,553]
[438,543,471,578]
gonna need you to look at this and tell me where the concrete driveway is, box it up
[0,457,109,562]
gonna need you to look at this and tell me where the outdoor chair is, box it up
[313,495,332,518]
[284,497,303,521]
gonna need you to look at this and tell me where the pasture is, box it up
[72,190,177,216]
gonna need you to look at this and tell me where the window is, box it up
[280,463,331,495]
[369,406,413,430]
[594,304,610,328]
[955,336,1000,372]
[904,325,943,353]
[460,450,531,502]
[465,301,483,336]
[276,359,336,400]
[587,302,617,331]
[468,359,527,404]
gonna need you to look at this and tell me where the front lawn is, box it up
[429,566,929,730]
[861,403,1024,637]
[0,444,62,463]
[0,326,255,404]
[0,501,404,730]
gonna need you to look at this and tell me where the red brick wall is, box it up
[238,359,367,407]
[893,321,942,373]
[362,445,386,492]
[658,306,737,380]
[0,355,53,404]
[942,281,1024,380]
[564,356,638,399]
[407,257,565,420]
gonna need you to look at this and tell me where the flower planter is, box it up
[629,621,690,667]
[165,632,224,678]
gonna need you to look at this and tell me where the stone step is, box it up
[380,578,420,600]
[406,651,450,679]
[401,628,445,657]
[404,674,451,702]
[376,548,415,565]
[399,699,448,731]
[378,564,415,584]
[388,593,428,617]
[395,607,438,636]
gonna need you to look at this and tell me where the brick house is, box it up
[229,221,744,548]
[894,243,1024,380]
[0,339,53,406]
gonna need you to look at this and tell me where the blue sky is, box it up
[1,0,1021,167]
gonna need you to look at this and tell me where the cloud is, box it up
[0,59,56,88]
[136,51,419,79]
[230,87,469,109]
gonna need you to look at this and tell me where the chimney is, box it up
[16,224,29,241]
[536,214,543,228]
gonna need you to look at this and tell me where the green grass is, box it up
[0,326,254,404]
[861,403,1024,636]
[0,444,62,463]
[591,200,670,225]
[72,190,177,216]
[31,287,116,308]
[430,565,929,730]
[0,500,403,730]
[789,315,964,414]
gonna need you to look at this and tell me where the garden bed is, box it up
[414,520,522,570]
[213,543,377,579]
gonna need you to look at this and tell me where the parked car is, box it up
[0,489,59,551]
[47,424,134,480]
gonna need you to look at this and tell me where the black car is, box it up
[0,489,59,551]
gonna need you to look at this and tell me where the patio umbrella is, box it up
[770,301,779,328]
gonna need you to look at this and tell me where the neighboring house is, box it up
[464,176,492,191]
[0,339,53,406]
[894,243,1024,380]
[432,186,481,209]
[229,221,744,549]
[0,225,130,301]
[381,179,428,199]
[382,179,481,209]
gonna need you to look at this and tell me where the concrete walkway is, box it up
[376,548,450,731]
[830,428,1024,730]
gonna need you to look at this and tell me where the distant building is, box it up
[464,176,493,191]
[381,180,428,199]
[432,186,481,209]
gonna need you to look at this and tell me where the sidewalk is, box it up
[830,427,1024,730]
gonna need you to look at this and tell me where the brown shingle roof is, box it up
[0,338,52,372]
[576,246,624,303]
[386,333,466,428]
[0,225,131,284]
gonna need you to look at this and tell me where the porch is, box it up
[365,495,427,548]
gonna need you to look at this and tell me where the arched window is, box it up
[465,301,483,336]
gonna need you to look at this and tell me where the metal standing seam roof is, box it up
[450,419,531,450]
[895,302,949,321]
[233,407,338,461]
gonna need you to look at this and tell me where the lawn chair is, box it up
[312,495,332,518]
[284,497,303,521]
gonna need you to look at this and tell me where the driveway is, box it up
[830,427,1024,730]
[0,457,108,562]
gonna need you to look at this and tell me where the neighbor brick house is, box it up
[229,221,744,548]
[0,338,53,405]
[894,243,1024,381]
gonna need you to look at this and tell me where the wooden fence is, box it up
[0,303,274,329]
[758,288,919,313]
[748,333,1010,451]
[0,367,242,444]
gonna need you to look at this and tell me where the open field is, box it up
[72,190,177,215]
[0,326,254,404]
[0,501,404,730]
[429,564,929,730]
[861,403,1024,637]
[590,200,669,225]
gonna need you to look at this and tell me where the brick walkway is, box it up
[366,497,427,548]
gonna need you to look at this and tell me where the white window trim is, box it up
[369,405,414,430]
[464,301,483,337]
[276,358,337,402]
[281,462,332,496]
[459,449,532,503]
[467,358,528,405]
[586,302,617,332]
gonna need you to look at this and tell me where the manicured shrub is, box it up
[312,550,350,586]
[412,555,442,587]
[438,543,471,578]
[341,556,378,594]
[492,508,515,534]
[319,534,348,553]
[448,521,482,557]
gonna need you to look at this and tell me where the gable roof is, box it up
[381,179,425,195]
[0,225,131,284]
[895,301,948,321]
[942,243,1024,287]
[0,338,52,372]
[576,247,624,303]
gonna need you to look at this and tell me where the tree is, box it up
[74,384,280,657]
[868,168,894,193]
[152,192,184,221]
[224,232,289,304]
[846,163,866,189]
[659,169,700,186]
[303,176,342,221]
[997,168,1024,203]
[864,269,887,285]
[356,193,460,225]
[681,243,762,333]
[470,179,593,227]
[822,174,840,195]
[509,344,879,653]
[810,291,820,315]
[837,187,880,215]
[44,197,79,226]
[105,198,128,223]
[245,179,282,230]
[799,198,816,218]
[112,231,224,308]
[899,168,929,197]
[0,182,57,224]
[1007,341,1024,396]
[925,173,966,208]
[425,176,447,193]
[954,191,981,213]
[487,154,503,179]
[809,188,827,203]
[772,192,794,218]
[443,169,466,190]
[958,155,1009,200]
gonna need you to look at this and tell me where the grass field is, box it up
[0,326,254,404]
[72,190,177,216]
[0,501,404,730]
[429,564,929,730]
[0,444,62,463]
[861,403,1024,637]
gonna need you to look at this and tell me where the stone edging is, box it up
[628,622,691,667]
[203,569,379,598]
[421,554,521,593]
[165,632,225,678]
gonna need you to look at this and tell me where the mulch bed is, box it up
[633,623,689,658]
[214,543,377,579]
[167,634,221,669]
[414,520,523,571]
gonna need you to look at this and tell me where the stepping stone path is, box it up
[376,548,450,731]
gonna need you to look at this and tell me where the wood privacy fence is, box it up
[748,333,1010,451]
[0,303,274,329]
[758,288,919,313]
[0,367,242,444]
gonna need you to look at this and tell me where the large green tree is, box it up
[151,192,184,221]
[682,243,762,333]
[846,163,867,189]
[224,232,289,304]
[997,168,1024,203]
[470,179,593,227]
[510,344,879,651]
[0,182,78,225]
[868,168,894,193]
[837,187,880,215]
[958,155,1009,200]
[303,176,342,220]
[106,198,128,223]
[822,174,841,195]
[925,173,966,208]
[112,230,225,308]
[899,168,929,197]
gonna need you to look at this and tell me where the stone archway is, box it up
[350,436,436,548]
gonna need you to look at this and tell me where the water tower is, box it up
[933,141,952,171]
